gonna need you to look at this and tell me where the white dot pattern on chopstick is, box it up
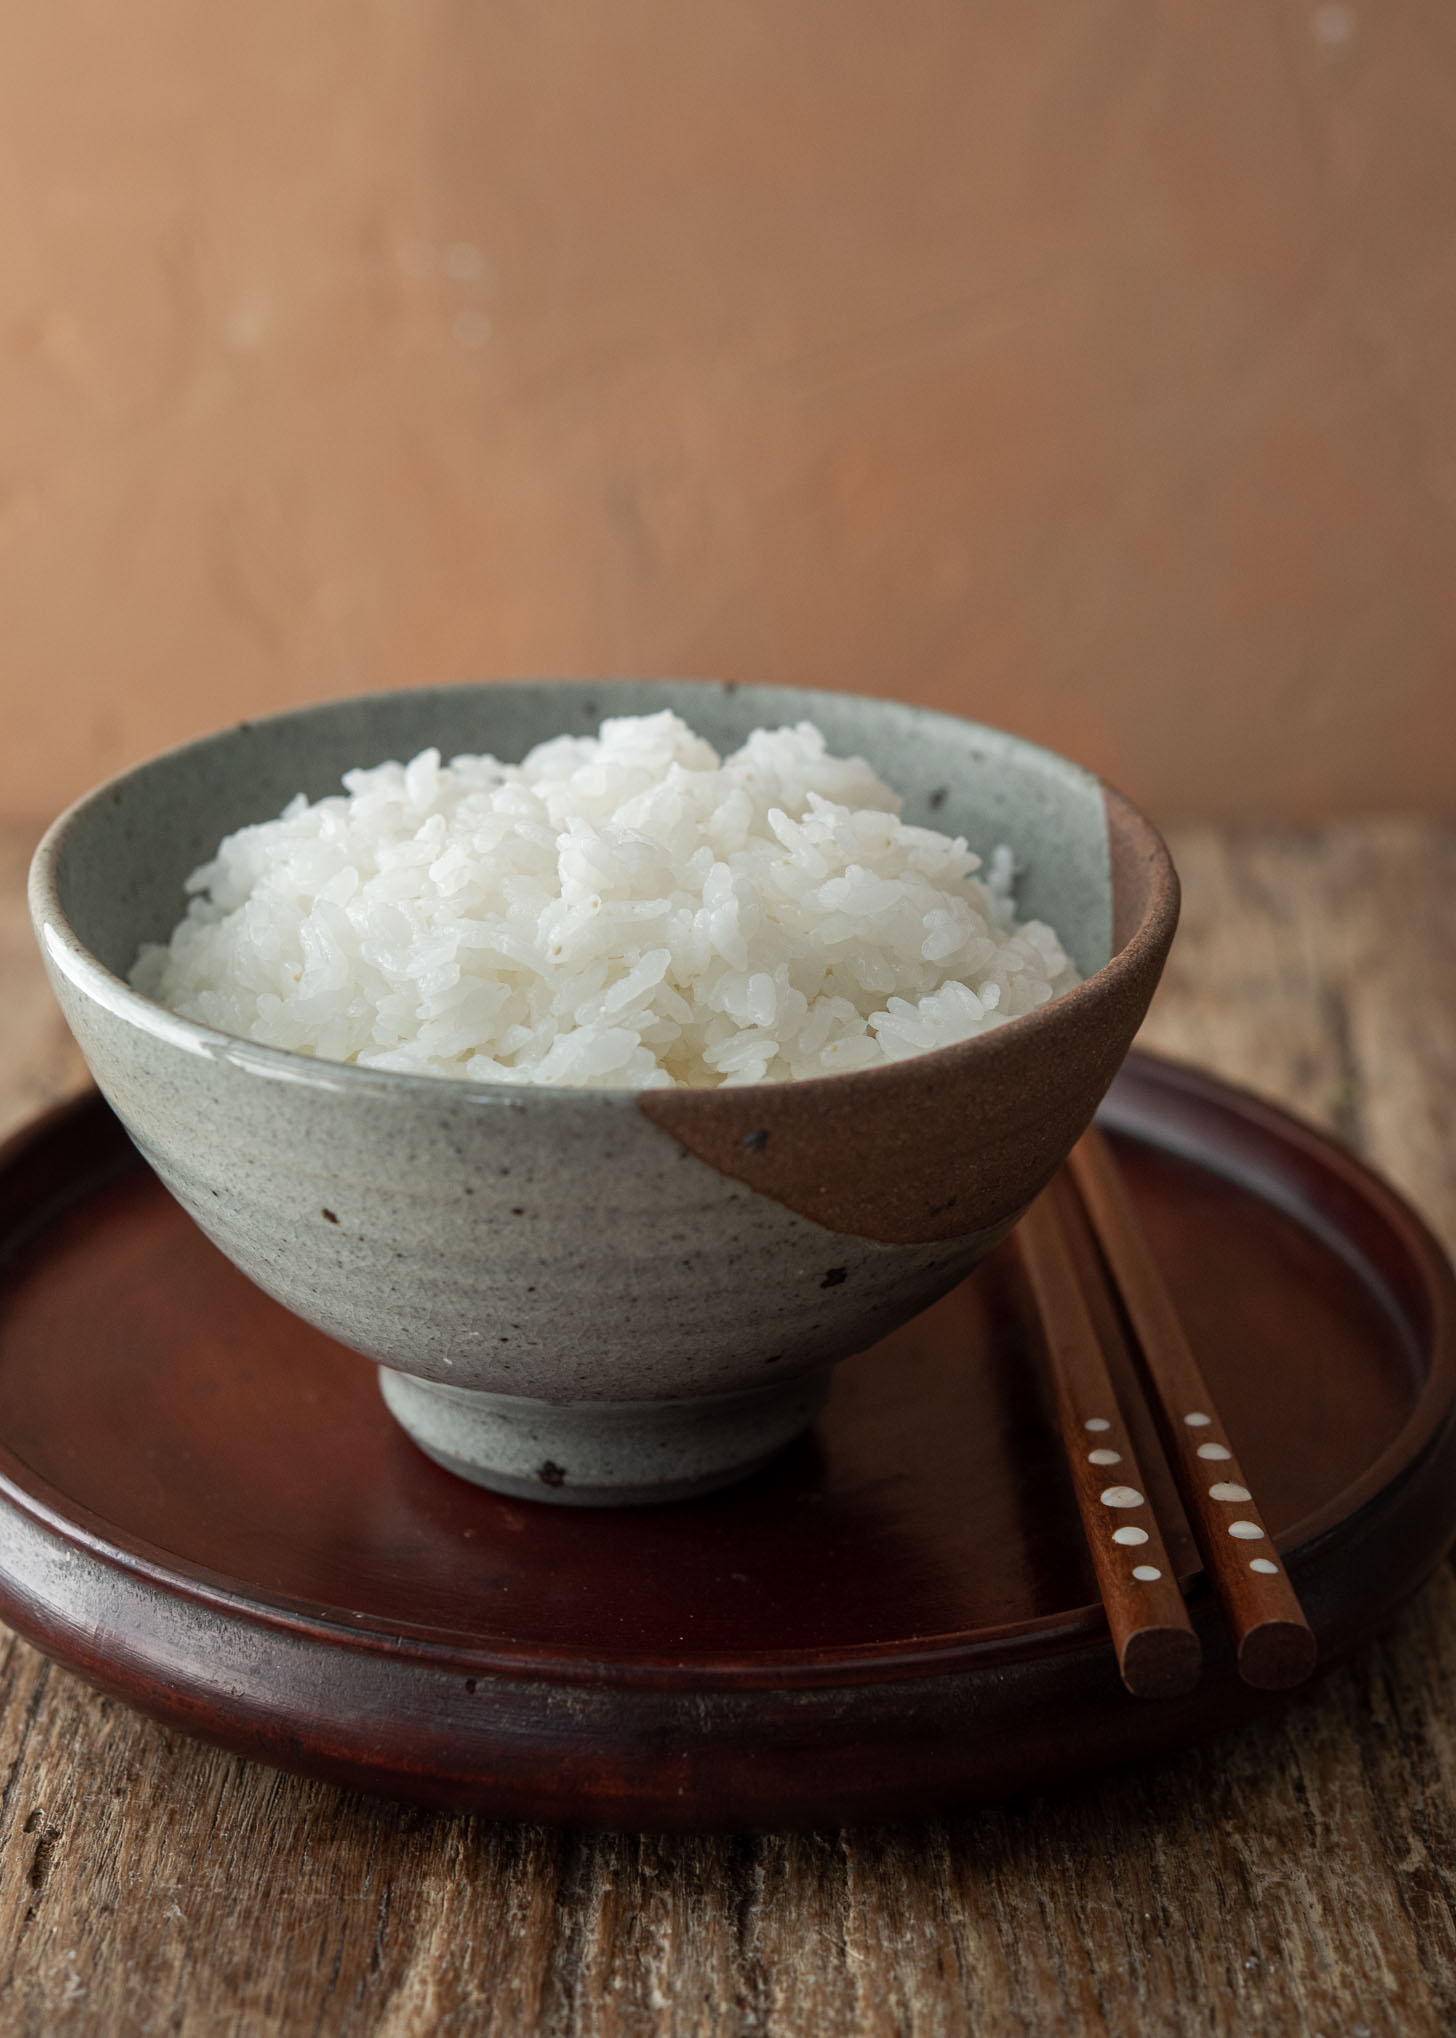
[1087,1448,1121,1465]
[1132,1564,1162,1582]
[1100,1486,1144,1508]
[1228,1520,1264,1540]
[1196,1442,1232,1460]
[1112,1525,1149,1546]
[1209,1482,1252,1502]
[1250,1558,1279,1575]
[1183,1412,1212,1427]
[1084,1418,1111,1432]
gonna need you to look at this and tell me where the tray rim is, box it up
[0,1048,1451,1696]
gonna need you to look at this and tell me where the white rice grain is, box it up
[131,711,1080,1088]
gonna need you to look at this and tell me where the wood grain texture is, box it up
[1067,1125,1316,1690]
[0,829,87,1147]
[0,818,1454,2033]
[1014,1187,1200,1699]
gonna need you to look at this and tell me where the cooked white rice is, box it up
[131,712,1079,1089]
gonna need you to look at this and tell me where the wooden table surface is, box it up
[1,817,1453,2037]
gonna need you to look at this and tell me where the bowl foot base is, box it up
[377,1367,833,1507]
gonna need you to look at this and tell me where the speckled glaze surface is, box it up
[28,681,1177,1504]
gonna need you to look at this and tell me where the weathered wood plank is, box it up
[0,827,88,1145]
[1138,821,1456,1254]
[0,820,1453,2036]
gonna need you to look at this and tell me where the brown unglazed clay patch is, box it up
[638,788,1178,1246]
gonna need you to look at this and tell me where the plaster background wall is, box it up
[1,0,1453,823]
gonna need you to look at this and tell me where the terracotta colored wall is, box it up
[2,2,1453,823]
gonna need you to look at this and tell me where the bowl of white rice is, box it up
[30,681,1177,1505]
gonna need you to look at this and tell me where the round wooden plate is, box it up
[0,1052,1451,1830]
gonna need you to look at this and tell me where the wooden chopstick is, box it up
[1016,1189,1202,1700]
[1068,1124,1318,1692]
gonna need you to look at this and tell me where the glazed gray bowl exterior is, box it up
[29,682,1178,1505]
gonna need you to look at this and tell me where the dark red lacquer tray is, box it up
[0,1052,1451,1829]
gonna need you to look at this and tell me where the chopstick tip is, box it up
[1238,1619,1318,1691]
[1120,1626,1203,1701]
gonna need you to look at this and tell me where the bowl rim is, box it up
[28,679,1180,1110]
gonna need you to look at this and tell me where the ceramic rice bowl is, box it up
[29,681,1178,1505]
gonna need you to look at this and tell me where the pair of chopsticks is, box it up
[1017,1124,1317,1700]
